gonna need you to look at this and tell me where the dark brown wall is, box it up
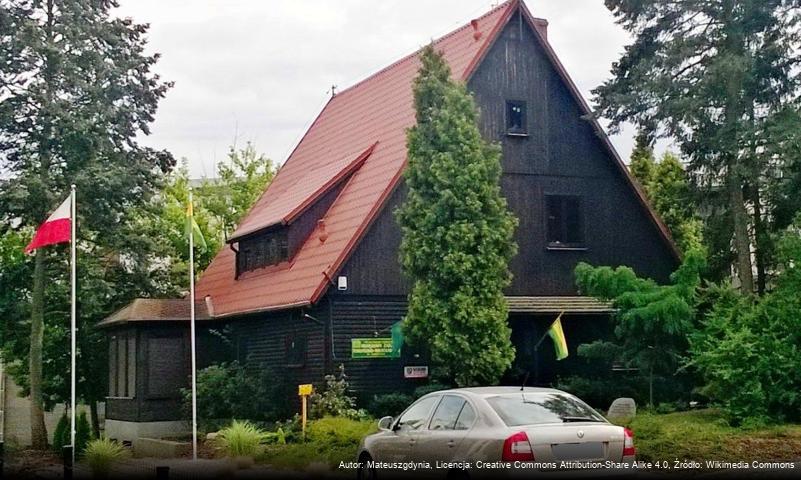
[336,12,677,298]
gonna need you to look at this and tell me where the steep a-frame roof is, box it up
[195,0,678,318]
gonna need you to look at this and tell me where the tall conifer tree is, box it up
[594,0,801,293]
[0,0,173,447]
[396,45,518,386]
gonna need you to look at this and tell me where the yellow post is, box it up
[298,384,313,441]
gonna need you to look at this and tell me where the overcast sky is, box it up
[114,0,665,178]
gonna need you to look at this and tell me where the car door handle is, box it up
[447,440,456,448]
[409,439,416,446]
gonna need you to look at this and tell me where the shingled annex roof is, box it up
[98,299,212,328]
[194,0,679,318]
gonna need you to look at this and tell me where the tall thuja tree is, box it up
[396,45,518,386]
[594,0,801,293]
[0,0,173,447]
[628,131,656,187]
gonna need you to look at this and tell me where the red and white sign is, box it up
[25,195,71,254]
[404,366,429,379]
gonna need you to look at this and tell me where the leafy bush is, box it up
[309,365,366,420]
[690,218,801,424]
[182,362,294,426]
[84,438,130,476]
[306,416,377,449]
[369,393,413,417]
[217,420,267,458]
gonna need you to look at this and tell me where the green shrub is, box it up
[51,411,93,456]
[369,393,413,417]
[182,362,294,425]
[52,414,69,453]
[76,411,92,456]
[217,420,267,458]
[306,416,377,449]
[309,365,367,420]
[84,438,130,476]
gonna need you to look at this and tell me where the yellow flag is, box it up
[547,313,569,360]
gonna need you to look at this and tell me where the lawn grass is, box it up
[621,409,801,463]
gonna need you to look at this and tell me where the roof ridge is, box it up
[334,0,515,98]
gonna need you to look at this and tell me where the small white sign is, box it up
[404,366,429,379]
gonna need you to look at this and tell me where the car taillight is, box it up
[623,428,636,457]
[502,431,534,461]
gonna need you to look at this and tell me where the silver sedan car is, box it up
[356,387,636,479]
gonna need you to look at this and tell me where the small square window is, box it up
[545,195,584,248]
[506,100,527,135]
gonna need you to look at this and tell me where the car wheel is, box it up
[357,452,377,480]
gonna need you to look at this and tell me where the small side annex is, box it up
[98,299,218,443]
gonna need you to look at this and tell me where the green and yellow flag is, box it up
[186,200,207,250]
[547,313,569,360]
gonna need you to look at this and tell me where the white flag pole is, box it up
[69,184,76,465]
[188,189,198,461]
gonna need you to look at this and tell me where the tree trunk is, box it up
[29,248,49,449]
[728,173,754,294]
[751,186,767,295]
[90,401,100,438]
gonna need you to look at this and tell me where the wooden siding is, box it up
[230,304,329,391]
[336,12,677,298]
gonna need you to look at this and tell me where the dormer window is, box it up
[236,228,289,275]
[506,100,527,136]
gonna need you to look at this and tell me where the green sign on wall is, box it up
[351,338,397,359]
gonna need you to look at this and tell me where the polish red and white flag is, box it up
[25,195,72,254]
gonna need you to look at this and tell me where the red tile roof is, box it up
[195,0,678,318]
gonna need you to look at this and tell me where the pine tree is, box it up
[396,45,518,386]
[0,0,173,447]
[594,0,801,293]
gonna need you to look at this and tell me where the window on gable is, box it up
[285,333,307,368]
[545,195,585,248]
[236,228,289,275]
[506,100,527,135]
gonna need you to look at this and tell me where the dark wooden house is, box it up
[102,0,678,437]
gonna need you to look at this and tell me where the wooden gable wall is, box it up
[335,13,677,299]
[336,11,678,297]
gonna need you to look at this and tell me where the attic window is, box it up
[236,228,289,275]
[506,100,527,136]
[545,195,585,249]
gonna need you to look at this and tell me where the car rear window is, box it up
[486,393,605,426]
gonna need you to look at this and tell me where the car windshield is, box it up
[486,393,605,426]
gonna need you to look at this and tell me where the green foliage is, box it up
[84,438,130,476]
[309,365,366,420]
[306,416,377,449]
[368,393,413,417]
[182,362,294,426]
[574,249,706,406]
[628,139,704,254]
[52,415,69,453]
[690,217,801,424]
[396,44,518,386]
[76,411,92,456]
[217,420,268,458]
[258,416,377,470]
[0,0,175,446]
[199,143,276,240]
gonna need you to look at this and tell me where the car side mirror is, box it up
[378,416,394,431]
